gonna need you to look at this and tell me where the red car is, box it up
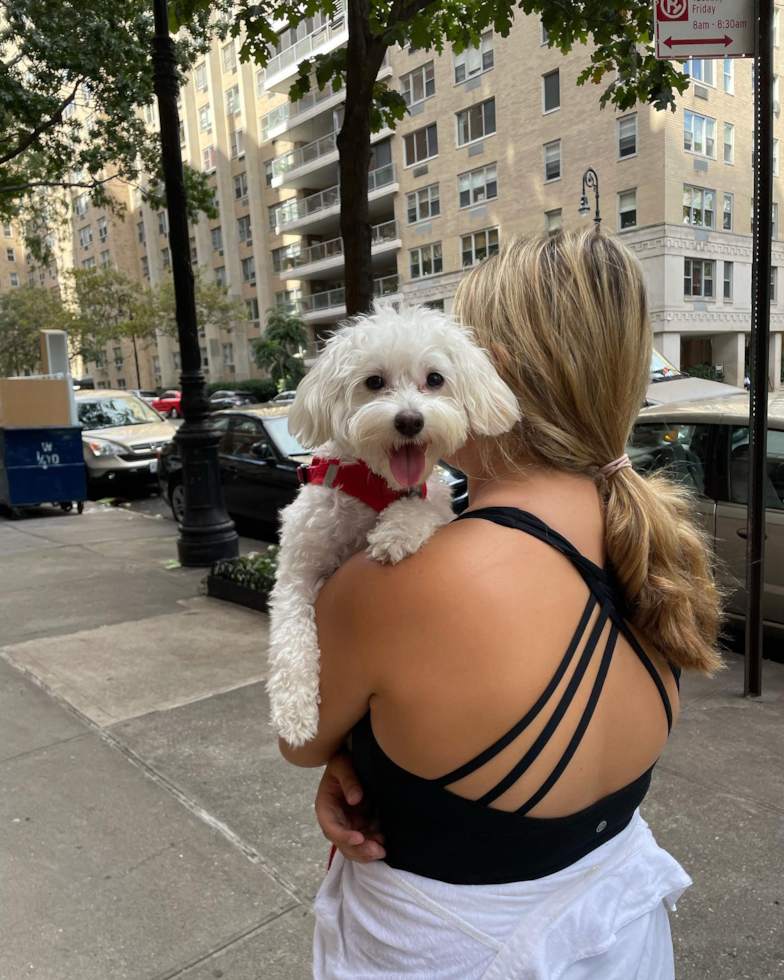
[151,390,182,418]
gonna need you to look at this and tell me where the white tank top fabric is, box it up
[313,810,691,979]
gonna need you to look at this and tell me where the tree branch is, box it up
[0,172,122,195]
[398,0,441,24]
[0,78,83,166]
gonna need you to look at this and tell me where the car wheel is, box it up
[170,407,179,419]
[170,482,185,522]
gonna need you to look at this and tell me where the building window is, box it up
[541,19,549,44]
[545,209,562,233]
[272,243,302,273]
[684,258,715,298]
[776,8,781,47]
[101,250,111,268]
[137,221,145,244]
[773,268,778,302]
[222,343,234,366]
[618,189,637,229]
[404,123,438,166]
[211,226,223,251]
[453,32,494,83]
[723,261,733,300]
[543,140,561,182]
[237,214,251,244]
[461,227,499,267]
[117,378,126,389]
[189,237,198,263]
[74,193,89,216]
[28,270,34,285]
[617,114,637,159]
[199,104,211,132]
[157,212,168,237]
[203,145,217,172]
[683,185,716,227]
[776,139,780,177]
[113,346,123,367]
[97,217,107,241]
[9,272,18,286]
[222,41,237,72]
[215,265,227,286]
[39,267,45,282]
[78,226,92,248]
[409,242,443,279]
[458,163,498,208]
[172,351,181,372]
[241,255,255,283]
[407,183,440,223]
[131,187,142,210]
[456,98,496,147]
[401,62,435,107]
[141,255,149,278]
[81,257,96,269]
[542,70,560,113]
[264,161,274,188]
[234,172,248,199]
[3,223,12,237]
[226,85,241,115]
[201,347,209,370]
[195,62,207,90]
[161,247,171,269]
[246,298,260,323]
[724,192,734,231]
[152,355,160,376]
[230,129,245,158]
[723,58,734,94]
[774,203,779,239]
[684,110,717,159]
[684,58,716,86]
[724,122,734,164]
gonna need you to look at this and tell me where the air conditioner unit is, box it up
[249,279,256,286]
[241,197,249,207]
[776,100,781,115]
[219,248,224,255]
[232,66,237,74]
[246,238,252,246]
[228,364,236,372]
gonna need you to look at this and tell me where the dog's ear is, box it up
[449,327,521,437]
[288,329,353,448]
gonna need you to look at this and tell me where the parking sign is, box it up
[654,0,754,59]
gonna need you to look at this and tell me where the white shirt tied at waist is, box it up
[313,810,692,980]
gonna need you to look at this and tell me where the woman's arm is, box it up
[279,552,386,768]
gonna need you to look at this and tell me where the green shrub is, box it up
[210,547,279,593]
[686,363,724,383]
[204,378,278,402]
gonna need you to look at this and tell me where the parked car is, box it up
[646,349,742,406]
[630,390,784,632]
[208,390,260,412]
[158,406,468,528]
[151,390,182,418]
[271,390,298,405]
[128,389,159,406]
[76,389,176,487]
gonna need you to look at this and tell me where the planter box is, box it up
[206,574,270,613]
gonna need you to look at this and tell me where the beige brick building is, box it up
[6,7,784,392]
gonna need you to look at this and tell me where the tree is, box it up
[69,268,159,386]
[0,0,218,256]
[0,284,71,377]
[173,0,688,316]
[153,267,248,339]
[251,306,308,389]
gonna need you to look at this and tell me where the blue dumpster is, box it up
[0,426,86,517]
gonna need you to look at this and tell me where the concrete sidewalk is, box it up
[1,503,782,979]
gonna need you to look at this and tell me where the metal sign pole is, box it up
[744,0,774,698]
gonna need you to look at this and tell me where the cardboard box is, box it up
[0,378,73,428]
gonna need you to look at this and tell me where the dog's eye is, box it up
[426,372,445,389]
[365,376,384,390]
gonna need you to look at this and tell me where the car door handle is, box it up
[736,529,767,540]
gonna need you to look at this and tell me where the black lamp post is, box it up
[151,0,239,566]
[579,167,601,227]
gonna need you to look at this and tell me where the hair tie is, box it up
[600,453,632,477]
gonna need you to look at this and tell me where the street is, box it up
[0,503,782,979]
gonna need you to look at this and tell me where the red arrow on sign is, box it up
[664,35,733,48]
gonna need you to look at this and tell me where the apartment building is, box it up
[7,8,783,391]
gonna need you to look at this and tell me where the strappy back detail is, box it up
[349,505,680,885]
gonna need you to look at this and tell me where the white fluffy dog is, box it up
[267,303,520,746]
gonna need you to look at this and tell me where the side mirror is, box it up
[250,441,274,462]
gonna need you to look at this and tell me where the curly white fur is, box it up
[267,303,520,746]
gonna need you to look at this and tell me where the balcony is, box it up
[298,274,401,325]
[263,13,348,92]
[278,219,401,281]
[269,164,398,236]
[270,127,392,191]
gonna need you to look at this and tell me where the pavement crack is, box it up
[0,730,92,767]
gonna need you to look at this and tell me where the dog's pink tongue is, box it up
[388,444,426,487]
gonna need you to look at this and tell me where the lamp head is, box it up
[578,195,591,217]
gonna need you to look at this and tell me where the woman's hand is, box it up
[315,752,386,863]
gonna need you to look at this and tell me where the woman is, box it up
[281,229,723,978]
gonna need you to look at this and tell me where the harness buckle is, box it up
[297,464,309,485]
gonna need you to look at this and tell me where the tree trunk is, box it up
[338,0,387,317]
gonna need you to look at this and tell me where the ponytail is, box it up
[603,468,724,674]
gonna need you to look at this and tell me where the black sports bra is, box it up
[351,507,680,885]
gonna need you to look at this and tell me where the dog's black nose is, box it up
[394,411,425,438]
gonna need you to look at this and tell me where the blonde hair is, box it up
[454,228,723,675]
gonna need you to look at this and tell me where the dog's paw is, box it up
[366,530,418,565]
[366,497,450,564]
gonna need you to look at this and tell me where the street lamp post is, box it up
[579,167,602,227]
[150,0,239,566]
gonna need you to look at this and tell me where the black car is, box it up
[158,407,468,530]
[208,390,259,412]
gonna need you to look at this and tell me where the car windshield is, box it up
[650,350,684,381]
[78,395,162,430]
[263,416,308,457]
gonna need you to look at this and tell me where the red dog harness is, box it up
[298,456,426,513]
